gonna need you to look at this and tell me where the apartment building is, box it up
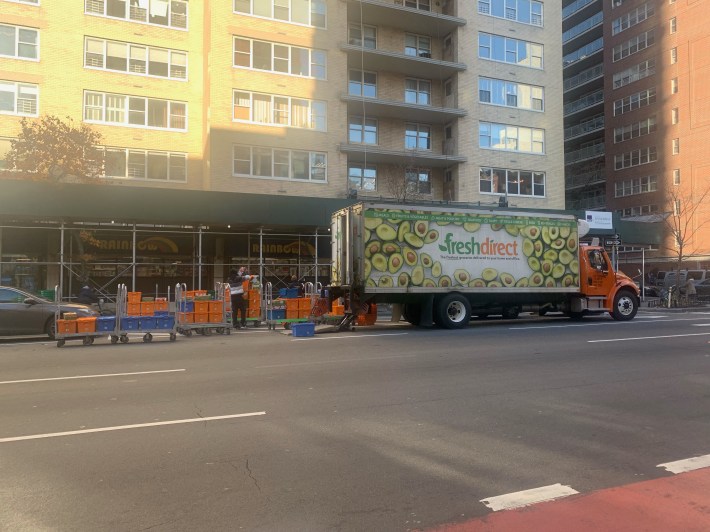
[0,0,564,293]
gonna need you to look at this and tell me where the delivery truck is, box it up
[330,202,639,329]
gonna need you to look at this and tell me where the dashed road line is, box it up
[291,332,409,341]
[658,454,710,474]
[480,483,579,511]
[0,368,185,385]
[255,354,416,369]
[0,411,266,444]
[588,332,710,343]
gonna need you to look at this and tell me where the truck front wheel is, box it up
[611,290,638,321]
[435,294,471,329]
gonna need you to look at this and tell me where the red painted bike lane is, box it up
[428,468,710,532]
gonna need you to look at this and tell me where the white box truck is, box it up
[330,203,640,328]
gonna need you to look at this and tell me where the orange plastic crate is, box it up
[247,308,261,318]
[208,301,223,313]
[178,312,194,323]
[56,319,77,334]
[298,309,311,319]
[285,309,299,319]
[140,302,155,316]
[154,300,169,312]
[76,317,97,333]
[332,305,345,315]
[194,312,209,323]
[285,299,300,311]
[126,303,141,315]
[194,301,209,314]
[208,312,223,323]
[127,292,142,304]
[298,298,311,310]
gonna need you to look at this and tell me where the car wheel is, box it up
[45,318,56,340]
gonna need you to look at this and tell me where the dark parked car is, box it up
[0,286,98,338]
[694,279,710,301]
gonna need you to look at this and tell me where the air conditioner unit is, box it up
[419,52,432,58]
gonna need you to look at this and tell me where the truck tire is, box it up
[611,290,638,321]
[402,304,422,326]
[501,307,520,319]
[435,294,471,329]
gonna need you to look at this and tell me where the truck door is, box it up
[581,248,615,298]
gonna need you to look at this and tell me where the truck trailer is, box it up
[330,202,640,329]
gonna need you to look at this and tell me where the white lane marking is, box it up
[692,323,710,327]
[589,332,710,343]
[0,369,186,386]
[480,484,579,511]
[658,454,710,474]
[291,332,409,341]
[255,354,417,369]
[0,411,266,444]
[511,317,710,330]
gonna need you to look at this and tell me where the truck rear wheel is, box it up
[402,304,422,326]
[435,294,471,329]
[611,290,638,321]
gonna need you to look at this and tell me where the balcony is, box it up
[565,169,606,190]
[346,0,465,35]
[341,94,466,124]
[563,37,603,69]
[575,195,607,210]
[341,44,466,79]
[563,12,603,44]
[564,89,603,116]
[564,63,603,93]
[339,144,466,168]
[564,142,604,165]
[562,0,600,22]
[564,116,604,141]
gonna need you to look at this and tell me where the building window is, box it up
[349,24,376,49]
[234,0,326,28]
[405,33,431,58]
[479,122,544,154]
[673,168,680,185]
[233,37,326,80]
[405,123,431,150]
[620,204,659,218]
[233,90,326,131]
[85,0,188,30]
[613,116,657,143]
[478,77,544,111]
[0,23,38,60]
[348,70,376,98]
[2,0,40,4]
[479,32,543,69]
[405,78,431,105]
[673,199,681,217]
[671,107,679,124]
[480,167,545,197]
[0,80,38,116]
[670,47,677,64]
[233,144,326,182]
[613,88,657,116]
[612,3,655,35]
[478,0,543,26]
[83,91,186,130]
[348,116,377,144]
[348,163,376,191]
[670,17,677,34]
[672,138,679,155]
[612,59,655,89]
[84,38,187,80]
[102,147,186,182]
[405,168,431,195]
[614,146,657,170]
[614,175,657,198]
[405,0,431,11]
[671,77,678,94]
[613,30,655,62]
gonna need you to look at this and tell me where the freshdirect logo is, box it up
[438,233,518,256]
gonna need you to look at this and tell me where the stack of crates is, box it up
[276,288,311,320]
[179,290,224,324]
[57,313,97,334]
[267,298,286,320]
[246,282,261,319]
[126,292,174,330]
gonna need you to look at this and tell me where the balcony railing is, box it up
[576,195,607,210]
[564,142,604,165]
[564,89,603,116]
[564,63,603,92]
[563,37,603,67]
[563,12,603,43]
[562,0,598,20]
[564,116,604,140]
[565,169,605,190]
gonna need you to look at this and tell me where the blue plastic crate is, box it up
[178,301,194,312]
[278,288,299,299]
[291,322,315,337]
[154,310,170,316]
[96,316,116,332]
[139,316,157,330]
[267,309,286,320]
[156,316,175,329]
[121,316,140,331]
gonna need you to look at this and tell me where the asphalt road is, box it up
[1,310,709,531]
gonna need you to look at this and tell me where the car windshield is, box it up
[0,287,51,304]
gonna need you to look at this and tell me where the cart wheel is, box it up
[253,321,261,328]
[120,335,129,343]
[226,327,231,335]
[217,327,224,334]
[284,323,291,330]
[203,328,212,336]
[169,333,177,342]
[143,333,153,343]
[89,336,95,345]
[83,336,92,346]
[56,339,65,348]
[110,335,119,344]
[186,330,193,337]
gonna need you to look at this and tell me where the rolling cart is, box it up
[54,285,108,347]
[175,282,232,336]
[264,281,310,330]
[111,284,177,344]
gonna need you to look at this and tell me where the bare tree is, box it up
[4,115,104,182]
[661,182,710,285]
[380,154,427,203]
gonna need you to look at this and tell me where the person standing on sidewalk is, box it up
[228,267,255,329]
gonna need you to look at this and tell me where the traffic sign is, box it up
[605,239,621,246]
